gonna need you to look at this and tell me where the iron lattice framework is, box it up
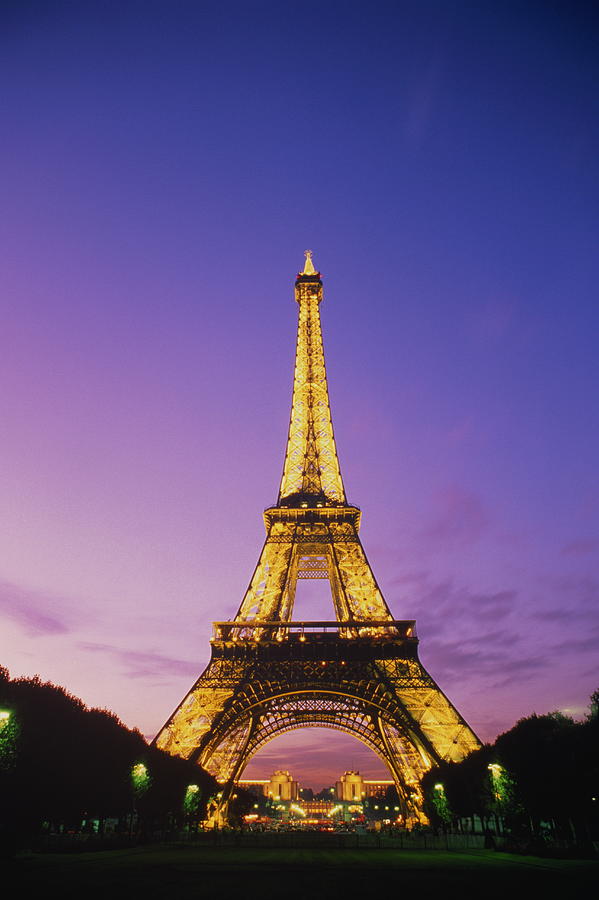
[154,252,480,822]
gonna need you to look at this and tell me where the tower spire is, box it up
[301,249,316,276]
[278,252,346,506]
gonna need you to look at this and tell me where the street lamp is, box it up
[131,762,150,792]
[488,763,504,801]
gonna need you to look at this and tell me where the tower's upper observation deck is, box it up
[295,249,322,289]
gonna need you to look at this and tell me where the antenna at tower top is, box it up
[301,250,316,276]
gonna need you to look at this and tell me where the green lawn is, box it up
[13,846,598,898]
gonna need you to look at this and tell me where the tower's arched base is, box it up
[155,621,480,824]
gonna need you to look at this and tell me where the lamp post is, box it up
[487,763,505,835]
[130,762,150,836]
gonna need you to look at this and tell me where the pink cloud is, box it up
[0,579,71,636]
[561,538,599,556]
[78,642,199,680]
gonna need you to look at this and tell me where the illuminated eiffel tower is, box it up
[154,252,480,822]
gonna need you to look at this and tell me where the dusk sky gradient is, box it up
[1,1,598,787]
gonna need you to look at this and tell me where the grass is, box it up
[12,845,598,898]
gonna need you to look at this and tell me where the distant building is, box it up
[239,769,299,801]
[335,771,394,800]
[240,768,393,805]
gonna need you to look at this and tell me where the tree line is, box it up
[421,690,599,850]
[0,666,220,848]
[2,665,597,851]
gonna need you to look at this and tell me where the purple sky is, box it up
[1,2,598,788]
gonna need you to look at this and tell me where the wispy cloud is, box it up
[421,486,489,546]
[537,574,599,610]
[561,538,599,557]
[392,571,518,627]
[0,579,71,636]
[79,641,198,680]
[487,657,551,690]
[550,629,599,655]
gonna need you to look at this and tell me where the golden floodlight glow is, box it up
[152,252,482,826]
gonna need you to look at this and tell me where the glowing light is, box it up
[131,762,150,796]
[184,783,201,812]
[290,803,306,817]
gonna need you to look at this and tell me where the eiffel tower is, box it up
[154,252,480,823]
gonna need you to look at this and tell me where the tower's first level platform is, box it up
[210,619,419,662]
